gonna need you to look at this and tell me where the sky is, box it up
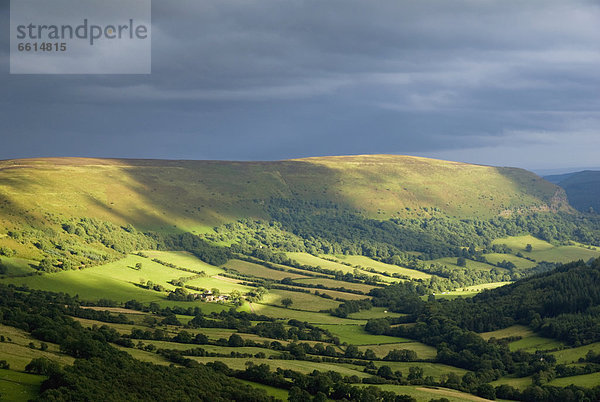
[1,0,600,171]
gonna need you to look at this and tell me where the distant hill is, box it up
[544,170,600,213]
[0,155,568,232]
[0,155,576,266]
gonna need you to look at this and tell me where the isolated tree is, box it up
[408,366,424,380]
[281,297,293,308]
[344,344,360,358]
[25,357,60,375]
[377,365,394,379]
[456,257,467,267]
[135,262,143,270]
[228,333,244,347]
[525,244,533,252]
[363,349,377,360]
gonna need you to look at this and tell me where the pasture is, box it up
[434,282,511,299]
[238,380,289,401]
[188,356,370,377]
[238,302,365,325]
[508,335,565,352]
[551,342,600,364]
[490,375,533,390]
[261,289,342,312]
[0,256,37,277]
[328,255,432,280]
[548,372,600,388]
[492,235,554,252]
[424,257,502,272]
[483,253,536,269]
[348,307,406,320]
[0,369,46,402]
[479,325,565,353]
[357,384,495,402]
[141,250,226,276]
[371,361,469,380]
[479,325,534,341]
[527,245,600,264]
[317,324,412,345]
[358,342,437,360]
[223,259,309,280]
[293,277,377,293]
[287,252,356,273]
[1,254,184,303]
[0,324,74,371]
[491,235,600,263]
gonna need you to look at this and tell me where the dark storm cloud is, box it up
[1,0,600,168]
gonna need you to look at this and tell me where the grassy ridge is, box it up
[0,155,567,236]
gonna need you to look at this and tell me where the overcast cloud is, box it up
[1,0,599,170]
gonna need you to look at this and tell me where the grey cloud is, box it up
[1,0,599,169]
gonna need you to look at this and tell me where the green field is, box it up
[74,317,284,346]
[424,257,503,272]
[238,380,289,401]
[327,255,433,280]
[527,245,600,263]
[371,361,469,380]
[357,384,495,402]
[483,253,537,269]
[286,253,398,284]
[479,325,534,341]
[189,356,369,378]
[0,257,37,277]
[434,282,511,299]
[347,307,406,320]
[551,342,600,364]
[142,250,226,276]
[298,287,368,301]
[491,235,600,263]
[1,254,182,303]
[508,335,565,352]
[0,324,74,371]
[115,345,172,365]
[0,369,46,402]
[490,375,533,390]
[287,253,358,273]
[261,289,342,312]
[239,302,365,325]
[223,259,309,281]
[492,235,555,252]
[185,275,253,294]
[293,277,377,293]
[358,342,437,360]
[480,325,566,352]
[548,372,600,388]
[317,324,412,345]
[122,341,281,358]
[0,251,255,302]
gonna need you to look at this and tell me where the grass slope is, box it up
[328,255,433,280]
[317,324,412,345]
[0,155,567,237]
[492,235,600,263]
[358,384,494,402]
[0,369,46,402]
